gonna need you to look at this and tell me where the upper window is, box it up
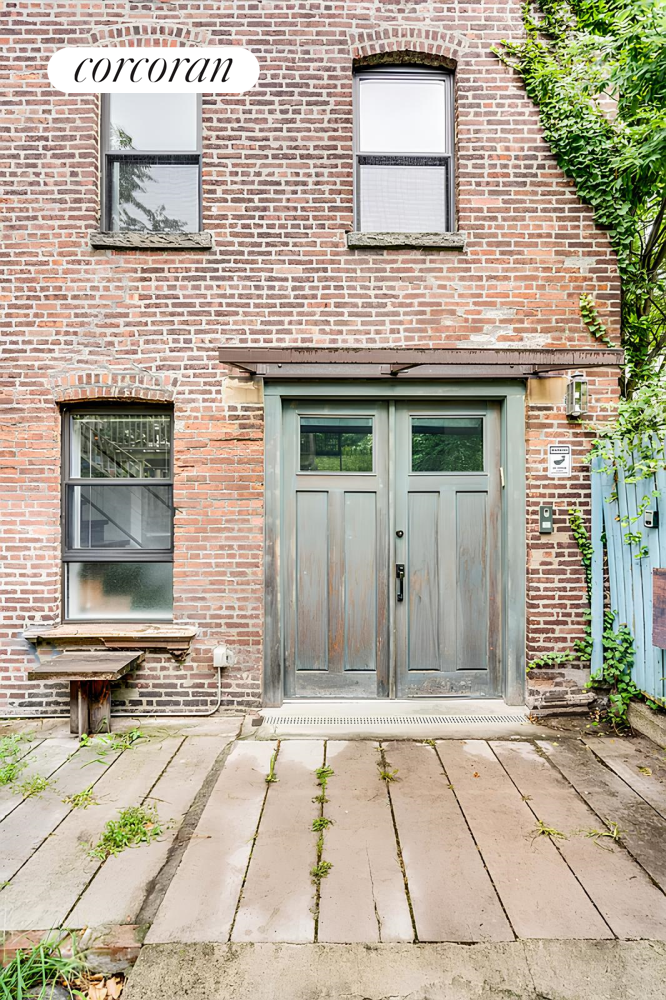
[101,94,201,233]
[63,409,174,621]
[354,66,454,233]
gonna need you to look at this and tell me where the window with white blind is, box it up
[354,66,454,233]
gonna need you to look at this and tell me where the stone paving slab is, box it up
[123,941,666,1000]
[231,740,323,943]
[318,741,413,944]
[69,735,225,928]
[146,741,277,944]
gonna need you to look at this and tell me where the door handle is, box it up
[396,563,405,602]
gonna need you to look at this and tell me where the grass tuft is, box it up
[533,820,567,840]
[0,936,85,1000]
[265,749,279,784]
[17,775,50,798]
[63,784,98,810]
[311,816,333,832]
[89,804,161,861]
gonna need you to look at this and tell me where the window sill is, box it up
[346,231,467,251]
[23,622,198,655]
[90,232,213,251]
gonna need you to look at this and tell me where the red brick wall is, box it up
[0,3,621,713]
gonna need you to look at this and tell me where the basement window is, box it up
[353,66,455,233]
[101,94,201,233]
[63,409,174,621]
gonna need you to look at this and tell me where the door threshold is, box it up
[254,699,544,740]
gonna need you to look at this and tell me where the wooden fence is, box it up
[591,454,666,705]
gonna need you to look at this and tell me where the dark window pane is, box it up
[411,417,484,472]
[359,163,447,232]
[110,160,199,233]
[67,485,172,550]
[107,94,197,151]
[71,414,171,479]
[300,416,373,472]
[358,78,448,154]
[67,562,173,620]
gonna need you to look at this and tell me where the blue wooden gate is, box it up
[591,452,666,704]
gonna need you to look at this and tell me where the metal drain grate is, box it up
[263,714,527,726]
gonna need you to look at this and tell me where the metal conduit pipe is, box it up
[0,664,224,722]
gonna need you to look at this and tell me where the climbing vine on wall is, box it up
[528,508,638,724]
[496,0,666,393]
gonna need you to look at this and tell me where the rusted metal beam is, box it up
[219,347,624,368]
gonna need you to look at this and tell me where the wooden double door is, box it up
[282,399,502,698]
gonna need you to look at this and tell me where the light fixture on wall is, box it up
[565,373,589,418]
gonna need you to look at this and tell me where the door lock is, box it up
[396,563,405,602]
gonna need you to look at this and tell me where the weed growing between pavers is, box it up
[532,820,568,840]
[89,804,161,861]
[17,774,51,798]
[265,749,279,783]
[80,729,148,766]
[311,752,334,939]
[0,733,32,788]
[63,784,98,810]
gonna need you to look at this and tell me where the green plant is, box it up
[89,804,161,861]
[528,508,594,671]
[81,728,148,765]
[311,816,333,832]
[378,768,399,783]
[586,820,623,849]
[265,749,279,784]
[63,784,98,809]
[533,820,567,840]
[17,775,50,798]
[310,860,333,882]
[0,936,85,1000]
[496,0,666,393]
[0,760,26,786]
[312,764,334,804]
[591,611,638,725]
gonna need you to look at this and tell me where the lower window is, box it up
[63,408,174,621]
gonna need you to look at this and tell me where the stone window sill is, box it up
[23,622,199,655]
[346,231,467,251]
[90,232,213,251]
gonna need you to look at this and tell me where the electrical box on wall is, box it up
[645,509,659,529]
[539,504,554,534]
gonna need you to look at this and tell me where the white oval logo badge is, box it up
[48,46,260,93]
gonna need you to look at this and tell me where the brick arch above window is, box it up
[349,27,473,68]
[51,370,177,405]
[87,21,211,47]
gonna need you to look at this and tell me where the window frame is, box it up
[408,412,487,476]
[298,412,376,475]
[100,94,203,233]
[61,404,175,623]
[352,65,455,234]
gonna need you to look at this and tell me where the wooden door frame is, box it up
[263,380,526,707]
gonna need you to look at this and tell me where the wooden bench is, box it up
[28,651,143,736]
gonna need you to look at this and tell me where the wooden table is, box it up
[28,651,143,735]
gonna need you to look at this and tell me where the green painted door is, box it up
[282,399,501,698]
[394,402,502,697]
[282,401,390,698]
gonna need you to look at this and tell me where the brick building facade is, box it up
[1,2,621,718]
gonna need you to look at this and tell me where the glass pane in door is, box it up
[411,417,484,472]
[299,416,373,472]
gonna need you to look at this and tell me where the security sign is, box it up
[548,444,572,478]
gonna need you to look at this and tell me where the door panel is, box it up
[283,401,389,698]
[395,402,501,697]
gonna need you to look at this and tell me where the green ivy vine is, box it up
[528,508,638,725]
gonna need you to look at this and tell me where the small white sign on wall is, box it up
[548,443,572,478]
